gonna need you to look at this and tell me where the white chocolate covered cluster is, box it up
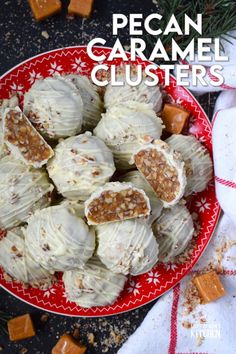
[63,257,127,308]
[104,73,163,112]
[0,156,53,230]
[24,76,84,139]
[65,75,103,131]
[166,135,213,195]
[96,219,159,275]
[0,227,54,289]
[152,204,194,262]
[47,132,115,200]
[25,205,95,272]
[94,101,163,169]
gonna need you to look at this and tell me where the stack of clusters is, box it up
[0,72,213,308]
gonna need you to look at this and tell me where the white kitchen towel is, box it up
[118,215,236,354]
[118,90,236,354]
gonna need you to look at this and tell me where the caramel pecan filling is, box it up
[135,148,180,202]
[4,110,53,165]
[87,188,149,224]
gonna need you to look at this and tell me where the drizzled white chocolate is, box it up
[96,219,159,275]
[0,156,53,230]
[152,203,194,262]
[25,205,95,272]
[47,132,116,201]
[166,134,213,195]
[65,75,103,131]
[94,101,163,170]
[104,73,162,112]
[63,257,127,308]
[0,227,54,289]
[24,76,84,139]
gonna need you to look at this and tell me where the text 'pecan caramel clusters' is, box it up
[85,182,150,225]
[134,140,186,206]
[3,107,54,168]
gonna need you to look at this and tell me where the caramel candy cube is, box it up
[8,314,36,341]
[3,107,54,168]
[52,334,87,354]
[28,0,62,21]
[68,0,94,18]
[193,271,226,304]
[161,103,190,134]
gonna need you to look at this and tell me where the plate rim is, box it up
[0,46,221,317]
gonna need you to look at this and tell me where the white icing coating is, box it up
[94,101,163,170]
[63,257,127,308]
[120,170,163,224]
[23,76,84,139]
[0,96,19,158]
[84,181,151,225]
[134,139,187,207]
[25,205,95,272]
[0,227,54,289]
[0,156,53,230]
[47,132,116,201]
[166,135,213,195]
[65,75,103,131]
[59,199,85,218]
[152,203,194,262]
[96,219,159,275]
[104,73,163,112]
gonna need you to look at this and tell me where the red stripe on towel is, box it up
[215,176,236,189]
[212,110,222,127]
[207,69,236,90]
[168,283,181,354]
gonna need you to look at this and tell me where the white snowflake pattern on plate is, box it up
[48,62,63,75]
[43,287,56,298]
[196,198,211,213]
[10,82,24,95]
[146,271,161,285]
[71,57,87,73]
[28,70,43,84]
[164,263,178,271]
[127,281,142,296]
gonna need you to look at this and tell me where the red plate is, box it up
[0,46,220,317]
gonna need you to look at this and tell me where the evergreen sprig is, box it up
[0,311,10,334]
[145,0,236,60]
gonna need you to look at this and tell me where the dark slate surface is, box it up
[0,1,216,353]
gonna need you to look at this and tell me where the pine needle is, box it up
[145,0,236,62]
[0,311,10,334]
